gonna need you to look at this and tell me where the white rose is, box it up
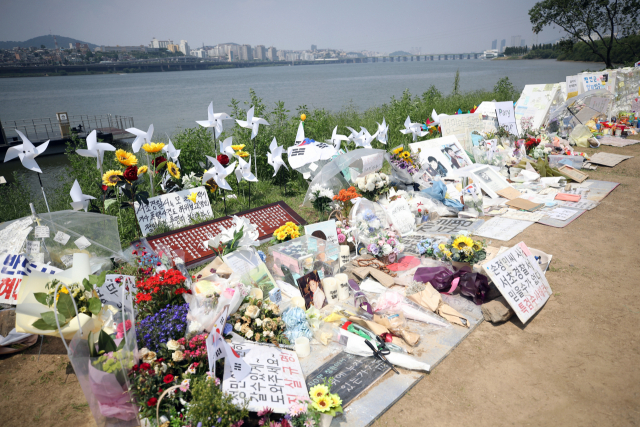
[366,182,376,192]
[139,348,149,359]
[245,305,260,319]
[375,180,384,189]
[234,322,242,331]
[166,340,180,351]
[172,350,184,362]
[255,318,262,327]
[245,330,254,339]
[161,362,168,373]
[382,244,392,255]
[187,320,203,334]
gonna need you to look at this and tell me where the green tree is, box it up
[529,0,640,68]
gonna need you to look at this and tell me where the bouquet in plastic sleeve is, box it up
[374,289,450,328]
[354,172,391,202]
[351,199,390,246]
[385,146,421,185]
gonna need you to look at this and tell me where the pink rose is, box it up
[338,234,346,243]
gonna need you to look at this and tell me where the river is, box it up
[0,59,594,190]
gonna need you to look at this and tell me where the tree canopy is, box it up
[529,0,640,68]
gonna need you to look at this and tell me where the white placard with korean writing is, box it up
[94,275,136,309]
[482,242,552,323]
[566,76,579,99]
[0,253,61,305]
[357,153,384,178]
[223,342,308,414]
[134,186,213,236]
[439,113,483,152]
[495,101,518,135]
[386,198,415,235]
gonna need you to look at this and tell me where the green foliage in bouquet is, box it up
[185,377,249,427]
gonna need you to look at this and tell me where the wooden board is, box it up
[141,201,307,267]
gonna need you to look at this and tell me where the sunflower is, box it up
[187,192,197,203]
[115,149,137,166]
[205,178,218,193]
[310,384,329,400]
[56,286,69,301]
[330,394,342,408]
[452,236,474,250]
[142,142,165,153]
[443,250,453,259]
[400,151,411,159]
[167,162,180,179]
[392,146,404,155]
[438,243,446,252]
[312,395,331,412]
[138,165,148,175]
[231,144,245,151]
[236,151,250,158]
[472,241,483,251]
[102,170,123,186]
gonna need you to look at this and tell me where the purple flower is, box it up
[224,323,233,335]
[368,244,379,255]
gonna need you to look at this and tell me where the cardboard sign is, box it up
[588,152,633,167]
[143,201,307,267]
[482,242,552,323]
[134,186,213,236]
[305,351,390,408]
[495,101,518,135]
[496,187,522,200]
[439,114,483,152]
[505,198,543,212]
[95,275,136,309]
[0,253,60,305]
[223,342,308,414]
[558,165,588,183]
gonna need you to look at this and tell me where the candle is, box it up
[339,245,351,269]
[322,277,339,304]
[295,337,310,358]
[335,273,350,301]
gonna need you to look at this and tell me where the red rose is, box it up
[157,358,164,363]
[153,156,167,168]
[217,154,229,166]
[163,374,174,384]
[101,184,108,191]
[147,397,158,407]
[123,165,138,181]
[140,363,151,370]
[158,388,163,394]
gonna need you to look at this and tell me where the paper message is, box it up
[482,242,552,323]
[566,76,579,99]
[387,198,415,235]
[358,153,384,178]
[34,226,50,239]
[223,342,308,414]
[473,217,533,241]
[222,249,261,278]
[53,231,71,245]
[547,207,577,221]
[25,240,40,254]
[95,275,137,309]
[495,101,518,135]
[74,236,91,250]
[439,114,483,152]
[134,186,213,236]
[417,218,483,235]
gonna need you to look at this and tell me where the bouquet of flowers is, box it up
[208,216,260,257]
[309,378,343,417]
[389,146,421,175]
[435,235,486,264]
[354,172,390,202]
[273,222,302,243]
[229,297,288,345]
[308,184,335,220]
[416,238,440,258]
[135,269,190,318]
[335,219,356,246]
[331,186,361,220]
[365,230,404,262]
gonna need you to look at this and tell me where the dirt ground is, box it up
[2,143,640,427]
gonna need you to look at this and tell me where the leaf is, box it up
[95,271,107,287]
[98,329,117,353]
[122,188,132,199]
[42,310,65,328]
[135,193,150,206]
[104,199,117,209]
[88,331,97,357]
[33,292,49,306]
[89,297,102,315]
[156,161,167,170]
[120,202,133,210]
[117,337,126,351]
[56,293,76,320]
[32,318,58,331]
[82,278,93,294]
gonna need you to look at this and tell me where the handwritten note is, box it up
[495,101,518,135]
[387,198,415,235]
[439,114,483,152]
[566,76,579,99]
[358,153,384,178]
[134,186,213,236]
[482,242,552,323]
[95,275,136,309]
[473,217,534,241]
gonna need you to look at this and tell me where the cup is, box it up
[322,277,339,305]
[339,245,351,269]
[295,337,310,358]
[335,273,350,301]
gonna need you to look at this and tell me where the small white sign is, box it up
[547,207,576,221]
[74,236,91,250]
[495,101,518,135]
[53,231,71,245]
[34,226,50,239]
[25,240,40,254]
[95,275,136,309]
[60,254,74,267]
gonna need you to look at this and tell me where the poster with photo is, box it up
[416,147,452,179]
[296,270,325,309]
[409,135,472,171]
[469,165,512,199]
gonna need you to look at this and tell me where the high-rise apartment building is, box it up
[179,40,190,56]
[266,46,277,61]
[311,44,317,51]
[520,39,526,47]
[150,38,173,49]
[491,39,497,50]
[240,44,253,61]
[254,45,266,60]
[511,35,521,47]
[500,39,506,52]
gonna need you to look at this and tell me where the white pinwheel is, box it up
[235,156,258,183]
[162,138,181,162]
[346,126,373,148]
[267,138,288,176]
[219,137,236,157]
[327,126,349,151]
[76,130,116,170]
[400,116,427,141]
[69,179,95,212]
[196,102,231,139]
[430,109,445,126]
[125,124,154,153]
[295,121,306,143]
[236,106,269,140]
[373,118,389,144]
[203,157,236,191]
[4,130,49,173]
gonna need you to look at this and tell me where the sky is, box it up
[0,0,566,53]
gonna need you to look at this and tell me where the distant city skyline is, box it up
[0,0,565,54]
